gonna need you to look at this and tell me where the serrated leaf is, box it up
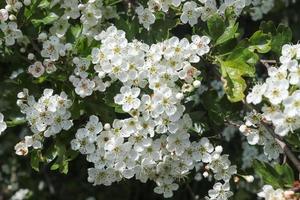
[272,24,292,55]
[274,163,295,187]
[220,59,255,102]
[60,160,69,174]
[253,160,283,188]
[50,163,60,170]
[38,0,50,8]
[207,15,225,41]
[31,150,43,172]
[216,23,239,45]
[44,144,58,163]
[31,12,59,27]
[249,31,272,53]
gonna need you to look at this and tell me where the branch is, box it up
[260,59,277,68]
[186,184,196,200]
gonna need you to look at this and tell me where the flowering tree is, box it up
[1,0,300,200]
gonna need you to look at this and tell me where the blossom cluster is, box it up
[245,44,300,138]
[239,111,283,160]
[25,0,119,78]
[14,88,73,155]
[71,116,237,198]
[0,0,118,78]
[258,185,296,200]
[67,26,237,198]
[248,0,274,21]
[70,25,209,98]
[135,0,247,29]
[1,0,295,199]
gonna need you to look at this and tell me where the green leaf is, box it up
[274,163,295,187]
[31,12,59,26]
[271,24,292,55]
[24,0,39,19]
[260,21,276,35]
[60,160,69,174]
[70,25,82,39]
[38,0,50,8]
[44,144,58,163]
[74,37,90,56]
[216,23,239,45]
[253,160,295,188]
[223,73,246,102]
[285,133,300,151]
[50,163,60,170]
[220,58,255,102]
[207,15,225,41]
[114,17,139,41]
[253,160,283,188]
[228,47,259,67]
[202,92,225,125]
[248,31,272,53]
[6,118,26,127]
[31,150,43,172]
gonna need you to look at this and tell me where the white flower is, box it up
[264,79,289,105]
[152,87,178,116]
[207,182,233,200]
[287,61,300,85]
[44,111,73,137]
[191,35,211,56]
[43,59,57,74]
[10,189,31,200]
[283,90,300,116]
[272,111,300,136]
[0,22,22,46]
[199,1,218,21]
[180,2,201,26]
[192,137,214,163]
[246,83,267,105]
[73,78,96,98]
[0,113,7,135]
[0,9,8,22]
[71,128,96,154]
[136,6,155,30]
[258,185,285,200]
[28,61,45,78]
[14,141,28,156]
[86,115,103,135]
[41,36,65,61]
[49,18,70,38]
[114,86,141,112]
[80,3,102,27]
[87,168,117,186]
[263,140,283,160]
[153,178,179,198]
[147,0,162,11]
[166,132,190,156]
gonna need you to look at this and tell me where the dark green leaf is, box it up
[207,15,225,41]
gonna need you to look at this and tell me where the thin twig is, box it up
[186,184,196,200]
[42,167,55,195]
[260,59,277,68]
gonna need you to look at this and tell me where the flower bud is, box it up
[104,123,111,130]
[242,175,254,183]
[9,14,16,21]
[27,53,35,60]
[176,93,184,100]
[193,80,201,88]
[24,0,32,6]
